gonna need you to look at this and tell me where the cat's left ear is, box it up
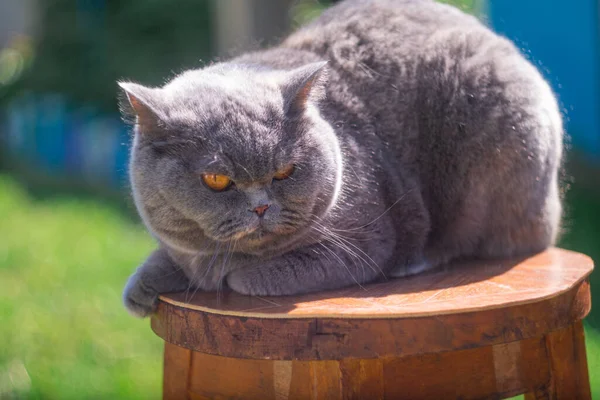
[281,61,328,116]
[118,82,162,132]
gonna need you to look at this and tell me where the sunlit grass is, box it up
[0,175,159,399]
[585,326,600,399]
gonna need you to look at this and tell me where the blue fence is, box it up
[3,93,131,191]
[489,0,600,159]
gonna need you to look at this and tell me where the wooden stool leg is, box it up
[163,342,192,400]
[546,321,592,399]
[525,321,591,400]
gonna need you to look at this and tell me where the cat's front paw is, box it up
[123,272,159,318]
[390,256,434,278]
[227,268,275,296]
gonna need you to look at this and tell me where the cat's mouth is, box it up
[235,228,274,247]
[229,221,269,241]
[231,222,296,244]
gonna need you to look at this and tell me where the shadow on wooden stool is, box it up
[150,248,593,400]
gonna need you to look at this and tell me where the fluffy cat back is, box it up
[277,0,563,262]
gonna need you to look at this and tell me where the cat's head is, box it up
[119,61,342,255]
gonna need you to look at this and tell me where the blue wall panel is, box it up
[489,0,600,158]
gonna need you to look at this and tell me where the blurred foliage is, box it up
[437,0,478,12]
[0,0,480,113]
[2,0,213,113]
[291,0,333,27]
[0,36,34,88]
[291,0,477,27]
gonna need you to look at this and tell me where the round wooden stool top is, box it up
[151,248,593,361]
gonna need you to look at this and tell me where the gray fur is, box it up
[119,0,562,317]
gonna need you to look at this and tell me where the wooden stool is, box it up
[150,248,593,399]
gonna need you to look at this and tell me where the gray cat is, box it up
[119,0,562,317]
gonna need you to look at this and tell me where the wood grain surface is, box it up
[158,248,591,318]
[151,248,593,360]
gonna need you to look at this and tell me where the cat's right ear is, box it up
[118,82,161,132]
[281,61,328,117]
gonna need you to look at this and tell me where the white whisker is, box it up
[317,241,366,290]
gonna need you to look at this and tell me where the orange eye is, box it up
[202,174,232,191]
[273,164,295,180]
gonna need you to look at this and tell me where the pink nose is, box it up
[254,204,270,217]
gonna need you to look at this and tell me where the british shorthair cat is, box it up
[119,0,562,317]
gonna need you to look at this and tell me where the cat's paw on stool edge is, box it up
[123,273,159,318]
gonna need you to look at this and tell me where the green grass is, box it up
[0,175,159,399]
[586,327,600,399]
[0,172,598,398]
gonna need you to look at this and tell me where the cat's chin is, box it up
[239,227,282,246]
[232,226,300,255]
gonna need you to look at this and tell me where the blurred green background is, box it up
[0,0,598,398]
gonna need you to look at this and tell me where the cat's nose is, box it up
[253,204,270,217]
